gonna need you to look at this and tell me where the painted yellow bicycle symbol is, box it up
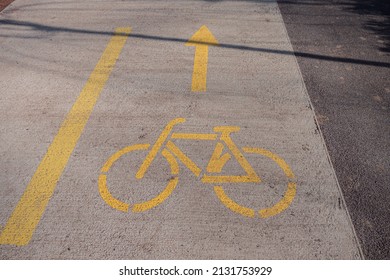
[98,118,296,218]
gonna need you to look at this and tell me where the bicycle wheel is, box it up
[98,144,179,212]
[213,147,296,218]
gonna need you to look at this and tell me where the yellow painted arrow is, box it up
[186,25,218,92]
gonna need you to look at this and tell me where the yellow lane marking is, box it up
[166,140,202,177]
[259,182,297,218]
[202,126,260,184]
[97,118,296,218]
[98,175,130,212]
[131,149,179,212]
[132,147,179,212]
[242,147,295,179]
[99,144,149,212]
[186,25,219,92]
[131,177,179,213]
[136,118,185,179]
[101,144,150,173]
[192,45,208,92]
[98,145,179,213]
[132,177,179,212]
[243,147,296,218]
[161,149,179,175]
[221,133,260,183]
[0,27,131,246]
[171,133,217,140]
[202,175,257,184]
[214,186,255,218]
[206,142,231,173]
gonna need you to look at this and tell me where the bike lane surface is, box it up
[0,0,362,259]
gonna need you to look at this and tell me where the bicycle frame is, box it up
[135,118,260,184]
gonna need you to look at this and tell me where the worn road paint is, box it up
[0,27,131,246]
[136,118,185,179]
[99,144,179,212]
[132,176,179,212]
[99,144,150,212]
[201,126,260,184]
[206,142,232,173]
[166,140,202,177]
[214,186,256,218]
[171,133,217,140]
[243,147,296,218]
[99,118,295,218]
[186,25,218,92]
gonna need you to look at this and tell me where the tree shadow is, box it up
[281,0,390,53]
[346,0,390,53]
[203,0,390,54]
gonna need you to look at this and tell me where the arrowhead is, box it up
[186,25,219,46]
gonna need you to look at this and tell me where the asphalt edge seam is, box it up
[275,1,365,260]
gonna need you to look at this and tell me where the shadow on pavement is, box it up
[347,0,390,53]
[279,0,390,54]
[205,0,390,54]
[1,19,389,68]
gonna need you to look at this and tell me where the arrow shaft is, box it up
[192,45,208,92]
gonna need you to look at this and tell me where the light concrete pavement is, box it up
[0,0,362,259]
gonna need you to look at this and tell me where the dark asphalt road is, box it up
[278,0,390,259]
